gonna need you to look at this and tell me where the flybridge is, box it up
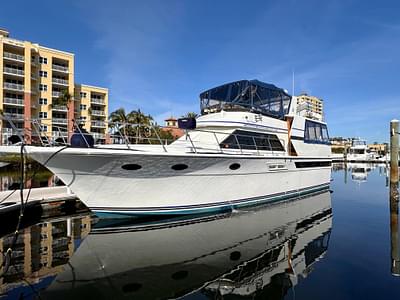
[200,80,292,120]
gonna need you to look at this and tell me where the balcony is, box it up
[90,98,106,105]
[52,78,69,86]
[52,64,69,73]
[52,91,61,98]
[3,112,25,120]
[91,110,105,117]
[52,118,68,125]
[3,67,24,77]
[51,105,68,112]
[4,82,24,91]
[92,133,105,140]
[3,97,24,106]
[52,131,68,138]
[91,121,106,128]
[3,52,24,62]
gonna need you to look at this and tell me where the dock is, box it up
[0,186,79,215]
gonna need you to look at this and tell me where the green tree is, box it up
[182,112,198,118]
[109,108,130,138]
[50,90,73,134]
[128,109,154,143]
[51,90,73,109]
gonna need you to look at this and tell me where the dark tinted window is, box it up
[304,121,330,144]
[220,130,285,151]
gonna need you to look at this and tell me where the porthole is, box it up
[122,164,142,170]
[230,251,241,261]
[229,163,241,170]
[122,283,142,293]
[171,270,188,280]
[171,164,188,171]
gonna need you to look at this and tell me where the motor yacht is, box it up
[347,139,373,162]
[0,80,332,217]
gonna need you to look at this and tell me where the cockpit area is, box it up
[200,80,292,120]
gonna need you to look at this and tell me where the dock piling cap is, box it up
[391,119,399,123]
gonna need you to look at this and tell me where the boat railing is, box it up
[0,116,286,155]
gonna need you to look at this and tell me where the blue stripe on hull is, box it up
[92,183,330,219]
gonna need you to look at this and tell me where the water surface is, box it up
[0,163,399,299]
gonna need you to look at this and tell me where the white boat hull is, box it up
[21,147,332,216]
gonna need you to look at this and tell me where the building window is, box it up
[39,84,47,91]
[80,104,87,110]
[40,125,48,132]
[39,57,47,64]
[39,70,48,78]
[39,98,48,105]
[39,112,48,119]
[80,92,87,98]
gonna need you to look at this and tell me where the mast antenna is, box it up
[292,69,295,96]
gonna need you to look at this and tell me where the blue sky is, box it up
[1,0,399,142]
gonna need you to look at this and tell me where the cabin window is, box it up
[220,130,285,151]
[304,120,330,144]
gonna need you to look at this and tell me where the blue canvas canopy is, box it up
[200,80,292,119]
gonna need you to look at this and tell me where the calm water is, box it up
[1,163,399,299]
[0,163,63,192]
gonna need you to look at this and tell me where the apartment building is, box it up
[296,93,324,121]
[0,29,108,144]
[75,84,108,142]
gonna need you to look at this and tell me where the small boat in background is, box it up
[347,139,374,162]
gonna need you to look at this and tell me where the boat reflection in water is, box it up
[43,190,332,299]
[347,163,375,183]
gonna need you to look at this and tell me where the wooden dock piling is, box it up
[390,182,400,276]
[390,120,399,184]
[390,119,400,275]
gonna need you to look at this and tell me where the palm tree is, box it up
[50,89,72,122]
[109,108,130,139]
[128,109,154,143]
[53,90,72,108]
[182,112,198,119]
